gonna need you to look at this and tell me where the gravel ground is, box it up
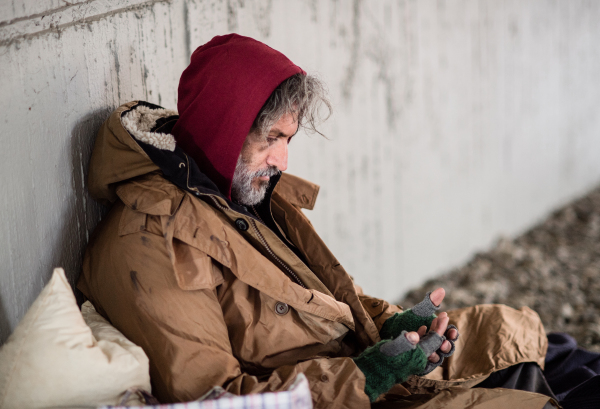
[400,187,600,352]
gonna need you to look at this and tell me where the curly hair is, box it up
[250,73,332,138]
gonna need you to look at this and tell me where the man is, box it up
[77,34,554,408]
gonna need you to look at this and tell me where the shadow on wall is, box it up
[0,108,114,344]
[57,109,112,306]
[0,296,8,344]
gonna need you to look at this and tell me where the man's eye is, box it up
[267,138,277,145]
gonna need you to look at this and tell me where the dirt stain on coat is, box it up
[130,270,140,291]
[141,235,151,248]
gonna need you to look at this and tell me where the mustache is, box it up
[252,166,281,178]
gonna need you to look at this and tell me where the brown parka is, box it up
[77,101,557,409]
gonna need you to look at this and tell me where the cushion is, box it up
[0,268,151,408]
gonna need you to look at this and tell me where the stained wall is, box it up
[1,0,600,343]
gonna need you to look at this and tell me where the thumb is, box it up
[429,288,445,307]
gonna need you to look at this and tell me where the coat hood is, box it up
[172,34,305,199]
[88,101,249,217]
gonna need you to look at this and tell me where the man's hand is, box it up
[403,288,458,363]
[354,288,460,401]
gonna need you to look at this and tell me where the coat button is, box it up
[371,301,381,308]
[275,302,289,315]
[235,218,249,231]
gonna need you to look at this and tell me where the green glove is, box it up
[353,330,445,402]
[380,291,439,339]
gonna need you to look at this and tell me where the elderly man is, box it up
[77,34,554,408]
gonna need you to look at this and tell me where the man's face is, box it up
[231,112,298,206]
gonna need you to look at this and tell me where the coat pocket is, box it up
[172,238,225,291]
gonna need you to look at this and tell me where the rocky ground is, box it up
[400,187,600,352]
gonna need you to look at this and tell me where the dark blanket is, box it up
[544,332,600,409]
[477,333,600,409]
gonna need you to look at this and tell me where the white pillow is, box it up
[0,268,151,409]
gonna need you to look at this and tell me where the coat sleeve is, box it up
[78,203,371,408]
[357,293,403,332]
[350,278,403,332]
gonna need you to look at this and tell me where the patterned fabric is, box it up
[99,374,312,409]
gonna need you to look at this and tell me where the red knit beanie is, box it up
[172,34,304,199]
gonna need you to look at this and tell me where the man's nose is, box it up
[266,141,288,171]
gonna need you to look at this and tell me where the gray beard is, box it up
[231,157,280,206]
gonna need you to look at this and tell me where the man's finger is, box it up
[435,316,449,336]
[430,317,439,333]
[428,352,440,363]
[446,328,458,341]
[405,331,419,345]
[429,288,445,307]
[440,340,451,353]
[417,325,427,338]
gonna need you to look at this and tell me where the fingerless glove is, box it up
[353,330,445,402]
[380,291,440,339]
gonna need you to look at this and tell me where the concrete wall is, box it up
[2,0,600,343]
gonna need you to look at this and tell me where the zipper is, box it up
[182,154,201,195]
[208,196,307,289]
[250,205,265,224]
[248,218,307,289]
[251,204,299,251]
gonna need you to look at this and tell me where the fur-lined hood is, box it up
[120,103,178,151]
[87,101,221,207]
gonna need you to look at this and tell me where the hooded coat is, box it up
[77,35,556,409]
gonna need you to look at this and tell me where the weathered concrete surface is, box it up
[1,0,600,343]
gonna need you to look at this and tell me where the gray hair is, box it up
[250,73,332,138]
